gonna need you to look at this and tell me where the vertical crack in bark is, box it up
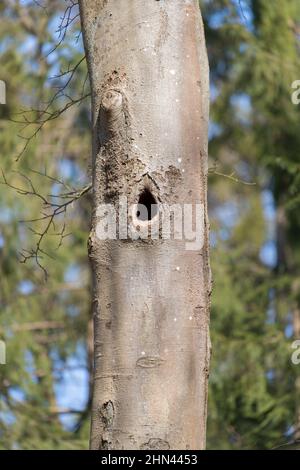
[140,438,170,450]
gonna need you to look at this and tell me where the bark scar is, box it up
[136,356,165,368]
[140,438,170,450]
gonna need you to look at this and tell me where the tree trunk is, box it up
[79,0,211,450]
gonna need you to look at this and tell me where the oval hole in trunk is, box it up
[136,188,158,222]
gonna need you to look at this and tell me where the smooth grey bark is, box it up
[79,0,211,450]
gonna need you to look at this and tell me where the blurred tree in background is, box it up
[0,0,300,450]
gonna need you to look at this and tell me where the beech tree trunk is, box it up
[79,0,211,450]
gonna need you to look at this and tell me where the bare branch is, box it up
[1,169,92,278]
[11,89,90,161]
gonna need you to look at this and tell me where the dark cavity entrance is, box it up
[136,188,158,222]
